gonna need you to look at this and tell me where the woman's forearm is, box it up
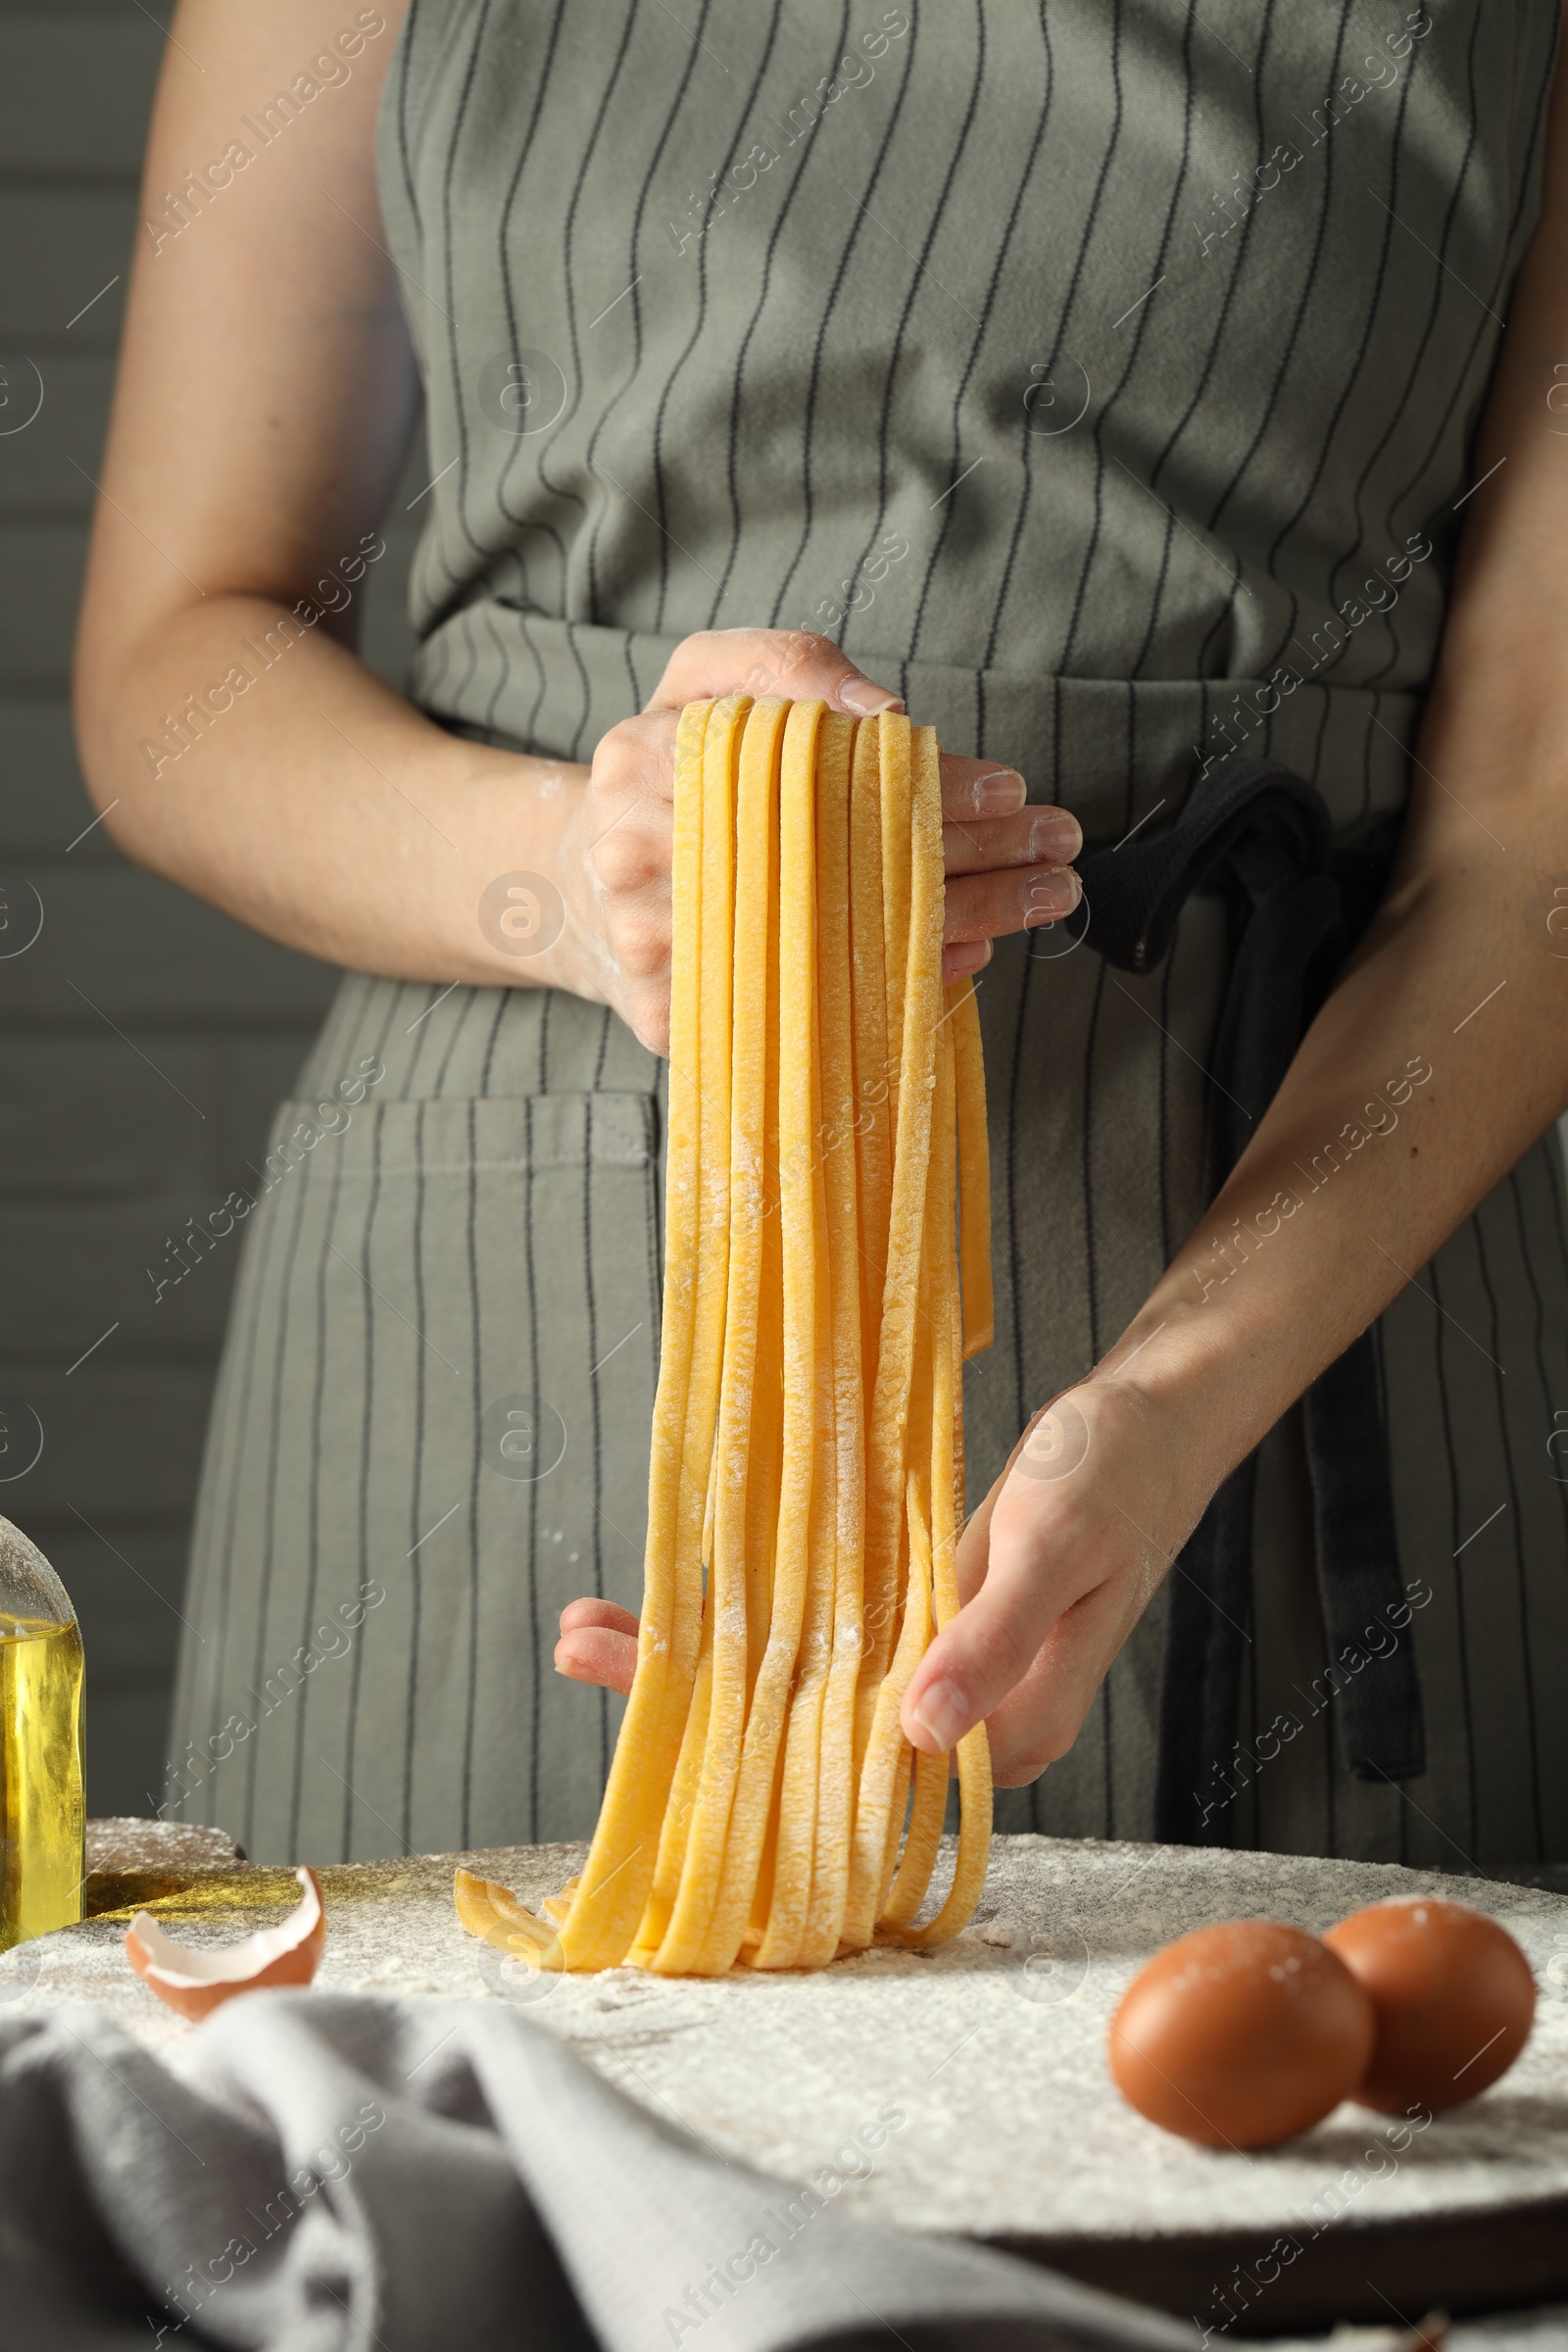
[1102,763,1568,1489]
[905,708,1568,1773]
[1100,35,1568,1483]
[75,589,594,994]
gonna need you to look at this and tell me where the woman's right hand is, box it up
[553,628,1082,1054]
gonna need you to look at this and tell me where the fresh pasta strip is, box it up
[879,1741,917,1919]
[887,1014,994,1947]
[454,1868,561,1967]
[752,1083,836,1970]
[883,1746,949,1930]
[801,713,865,1968]
[630,1615,713,1963]
[880,1015,959,1936]
[745,710,837,1975]
[701,1445,717,1582]
[687,699,823,1978]
[855,717,929,1727]
[540,1876,581,1928]
[653,697,777,1972]
[458,697,994,1975]
[878,715,913,1133]
[952,977,994,1359]
[849,717,892,1405]
[896,1723,994,1948]
[848,991,937,1941]
[843,720,946,1940]
[744,812,785,1699]
[849,1469,933,1945]
[548,700,712,1972]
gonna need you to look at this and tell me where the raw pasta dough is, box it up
[457,698,993,1975]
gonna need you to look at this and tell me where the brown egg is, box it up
[1324,1896,1536,2113]
[1108,1920,1375,2148]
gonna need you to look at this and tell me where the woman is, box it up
[78,0,1568,1873]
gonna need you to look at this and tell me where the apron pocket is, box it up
[199,1090,661,1856]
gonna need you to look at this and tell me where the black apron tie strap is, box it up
[1065,751,1426,1843]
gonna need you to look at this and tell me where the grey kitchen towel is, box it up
[0,1992,1189,2352]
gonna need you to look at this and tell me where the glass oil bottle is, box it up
[0,1516,85,1951]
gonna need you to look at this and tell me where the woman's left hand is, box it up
[898,1379,1213,1781]
[555,1376,1222,1786]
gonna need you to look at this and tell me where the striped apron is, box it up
[169,0,1568,1872]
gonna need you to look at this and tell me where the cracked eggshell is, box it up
[124,1866,325,2020]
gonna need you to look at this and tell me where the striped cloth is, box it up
[169,0,1568,1871]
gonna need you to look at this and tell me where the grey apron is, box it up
[169,0,1568,1871]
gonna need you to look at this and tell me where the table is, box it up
[9,1825,1566,2336]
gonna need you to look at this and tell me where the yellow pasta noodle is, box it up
[801,714,866,1968]
[542,700,715,1972]
[652,696,776,1972]
[459,695,994,1976]
[849,720,892,1404]
[952,977,994,1359]
[892,1014,994,1948]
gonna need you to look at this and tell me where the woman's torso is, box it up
[382,0,1552,836]
[168,0,1568,1871]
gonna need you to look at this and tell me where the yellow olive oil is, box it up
[0,1616,85,1951]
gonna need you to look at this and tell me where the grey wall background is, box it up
[0,0,424,1817]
